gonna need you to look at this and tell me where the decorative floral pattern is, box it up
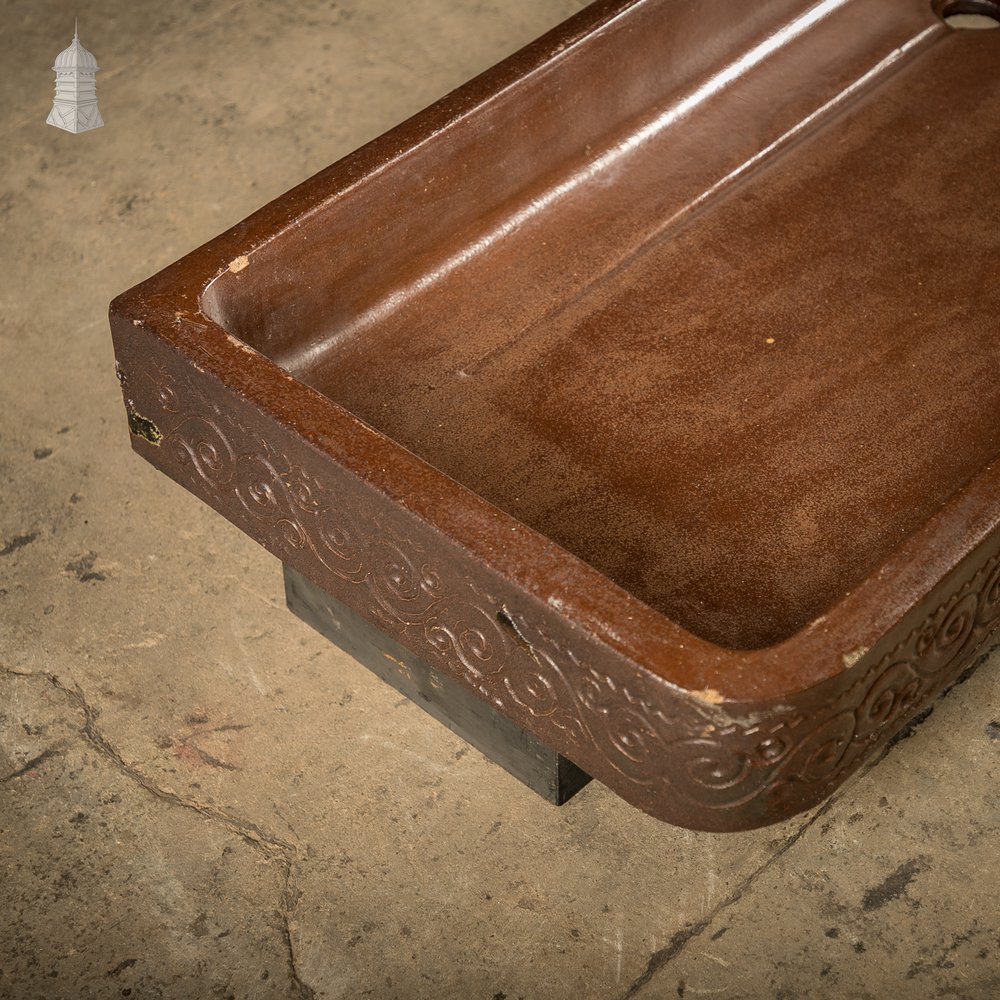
[120,348,1000,829]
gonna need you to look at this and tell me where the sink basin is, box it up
[110,0,1000,830]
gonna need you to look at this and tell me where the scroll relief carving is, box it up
[131,357,1000,819]
[666,554,1000,815]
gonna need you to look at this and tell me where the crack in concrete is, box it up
[51,673,316,999]
[52,674,295,853]
[1,665,315,1000]
[1,747,62,783]
[616,700,977,1000]
[617,794,840,1000]
[1,666,37,678]
[616,644,1000,998]
[167,721,254,772]
[281,863,316,1000]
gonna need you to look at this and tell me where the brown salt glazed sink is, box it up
[110,0,1000,831]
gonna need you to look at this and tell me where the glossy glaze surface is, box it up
[204,0,1000,650]
[113,0,1000,828]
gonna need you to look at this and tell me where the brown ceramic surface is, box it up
[110,0,1000,830]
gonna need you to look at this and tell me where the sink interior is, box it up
[201,1,1000,650]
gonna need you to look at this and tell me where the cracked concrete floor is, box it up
[1,1,998,998]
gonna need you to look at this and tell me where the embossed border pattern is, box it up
[116,338,1000,830]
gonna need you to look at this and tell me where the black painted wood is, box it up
[282,563,592,805]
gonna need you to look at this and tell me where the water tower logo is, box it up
[47,21,104,134]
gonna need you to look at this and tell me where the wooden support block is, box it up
[283,563,592,805]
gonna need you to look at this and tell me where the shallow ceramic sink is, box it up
[110,0,1000,830]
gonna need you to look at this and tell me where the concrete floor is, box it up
[1,1,998,997]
